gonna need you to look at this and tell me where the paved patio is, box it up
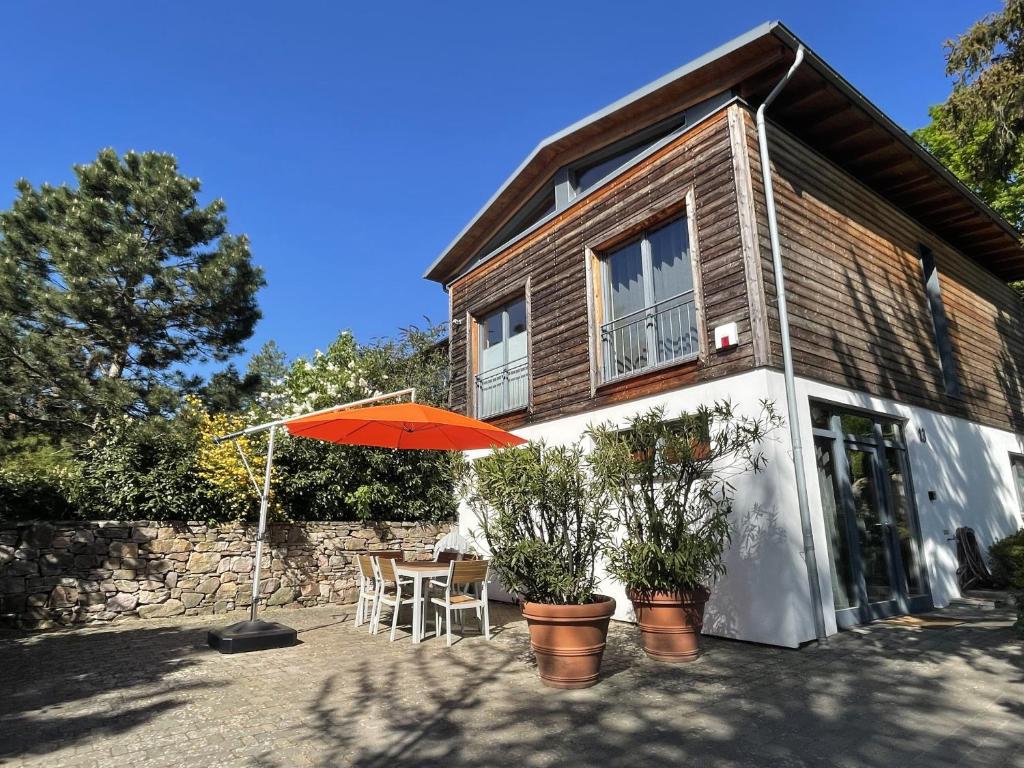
[1,601,1021,768]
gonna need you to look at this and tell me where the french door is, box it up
[812,404,932,627]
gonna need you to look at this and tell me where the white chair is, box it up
[371,555,423,641]
[430,559,491,647]
[354,554,378,633]
[432,531,470,560]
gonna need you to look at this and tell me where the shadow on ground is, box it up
[2,602,1021,768]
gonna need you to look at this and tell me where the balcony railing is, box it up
[475,357,529,419]
[600,290,698,382]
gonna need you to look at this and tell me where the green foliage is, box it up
[0,148,264,442]
[73,413,211,521]
[941,0,1024,183]
[467,441,613,605]
[265,322,457,522]
[989,528,1024,631]
[0,437,80,520]
[914,104,1024,233]
[587,401,782,594]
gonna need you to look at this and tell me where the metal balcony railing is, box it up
[600,290,698,382]
[475,357,529,418]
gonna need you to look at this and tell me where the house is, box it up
[423,21,1024,648]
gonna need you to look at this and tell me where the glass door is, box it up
[812,404,932,627]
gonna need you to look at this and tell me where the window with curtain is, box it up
[475,298,528,418]
[599,216,698,381]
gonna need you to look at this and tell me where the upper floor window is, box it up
[476,298,528,418]
[598,216,698,382]
[918,245,960,398]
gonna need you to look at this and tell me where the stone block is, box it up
[4,560,38,577]
[113,580,139,593]
[138,599,184,619]
[108,542,138,558]
[230,556,253,573]
[196,577,221,594]
[47,585,78,608]
[137,590,167,605]
[106,593,138,612]
[146,560,172,575]
[0,577,26,594]
[164,571,178,589]
[180,591,203,608]
[186,552,221,573]
[71,530,95,545]
[112,570,136,580]
[131,526,159,542]
[21,523,54,549]
[216,582,237,599]
[177,577,198,590]
[213,600,234,614]
[267,586,296,606]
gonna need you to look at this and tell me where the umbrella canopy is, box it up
[283,402,526,450]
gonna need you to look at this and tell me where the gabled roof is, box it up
[425,21,1024,286]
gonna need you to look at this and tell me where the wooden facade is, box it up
[736,107,1024,434]
[447,109,760,429]
[443,99,1024,437]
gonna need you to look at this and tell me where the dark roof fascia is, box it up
[766,23,1023,257]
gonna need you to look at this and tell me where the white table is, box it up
[393,562,450,644]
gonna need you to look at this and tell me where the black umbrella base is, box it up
[208,619,298,654]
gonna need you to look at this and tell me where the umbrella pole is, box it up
[250,424,276,622]
[207,423,297,653]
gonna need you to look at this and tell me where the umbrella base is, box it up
[207,620,298,654]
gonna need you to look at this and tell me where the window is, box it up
[918,245,960,397]
[598,216,698,381]
[1011,454,1024,516]
[475,298,528,418]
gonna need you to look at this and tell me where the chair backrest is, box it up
[433,531,470,560]
[357,554,375,580]
[435,549,461,564]
[376,555,399,583]
[449,559,488,587]
[375,550,402,561]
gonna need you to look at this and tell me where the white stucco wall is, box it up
[459,368,1024,648]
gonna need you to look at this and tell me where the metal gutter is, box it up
[755,45,828,644]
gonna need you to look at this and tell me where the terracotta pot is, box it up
[522,595,616,689]
[627,587,709,663]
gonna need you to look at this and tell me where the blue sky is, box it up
[1,1,999,374]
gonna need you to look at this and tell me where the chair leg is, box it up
[435,606,442,639]
[390,601,400,642]
[446,606,453,647]
[356,594,365,626]
[483,600,491,641]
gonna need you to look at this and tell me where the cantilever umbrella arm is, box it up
[207,387,417,653]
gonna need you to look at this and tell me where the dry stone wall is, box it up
[0,520,451,629]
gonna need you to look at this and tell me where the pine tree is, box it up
[0,148,264,441]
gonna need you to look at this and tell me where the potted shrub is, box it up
[466,441,615,689]
[588,401,781,662]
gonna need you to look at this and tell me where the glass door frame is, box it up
[812,403,933,628]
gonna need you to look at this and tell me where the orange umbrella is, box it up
[284,401,526,450]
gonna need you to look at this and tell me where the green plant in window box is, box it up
[587,400,782,662]
[463,440,617,688]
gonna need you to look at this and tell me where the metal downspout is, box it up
[755,45,828,644]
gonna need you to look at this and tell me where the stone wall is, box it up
[0,520,452,630]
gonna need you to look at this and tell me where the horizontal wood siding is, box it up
[448,111,755,427]
[742,107,1024,433]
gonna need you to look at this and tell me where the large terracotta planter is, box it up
[522,595,616,689]
[628,587,709,663]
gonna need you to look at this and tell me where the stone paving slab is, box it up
[0,602,1021,767]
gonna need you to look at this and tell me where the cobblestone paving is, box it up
[1,601,1021,767]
